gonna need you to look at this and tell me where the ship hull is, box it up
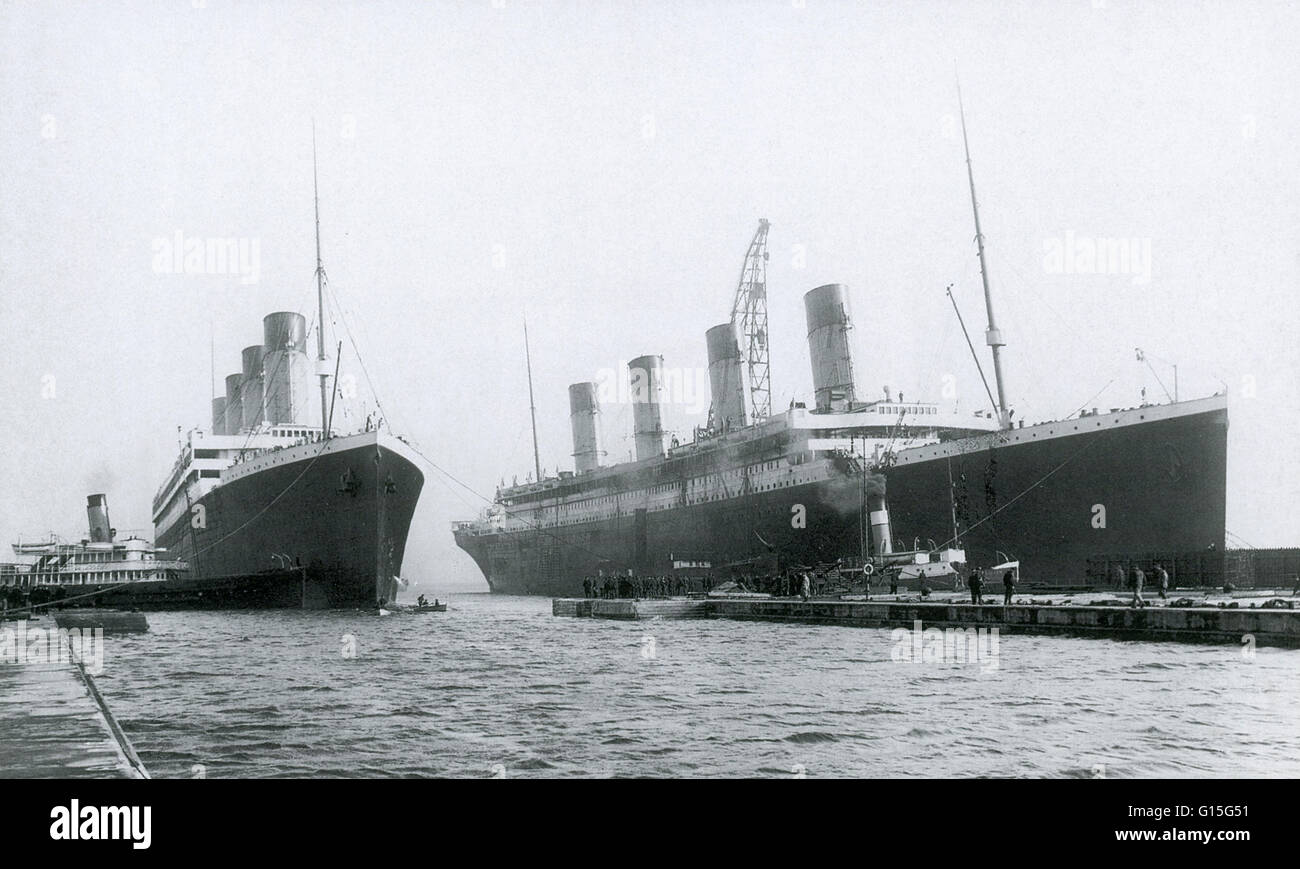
[887,400,1227,585]
[455,399,1227,596]
[28,569,310,611]
[154,431,424,609]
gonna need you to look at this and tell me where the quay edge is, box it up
[553,598,1300,649]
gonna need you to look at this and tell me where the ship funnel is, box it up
[804,283,857,411]
[240,345,265,432]
[629,355,666,461]
[241,345,264,378]
[706,323,746,431]
[568,382,603,474]
[263,311,307,351]
[86,493,113,543]
[211,396,227,435]
[867,491,893,556]
[262,312,311,426]
[224,372,245,435]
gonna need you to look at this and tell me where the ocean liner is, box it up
[143,147,424,609]
[453,100,1228,596]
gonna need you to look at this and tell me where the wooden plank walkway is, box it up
[0,622,148,779]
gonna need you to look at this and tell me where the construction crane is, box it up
[705,219,772,433]
[733,219,772,424]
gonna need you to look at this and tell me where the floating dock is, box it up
[0,619,149,778]
[554,596,1300,648]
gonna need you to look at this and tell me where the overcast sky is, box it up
[2,0,1297,590]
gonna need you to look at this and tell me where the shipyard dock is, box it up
[0,616,149,778]
[554,592,1300,648]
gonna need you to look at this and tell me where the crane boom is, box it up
[731,219,771,423]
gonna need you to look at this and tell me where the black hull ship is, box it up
[142,144,426,610]
[4,147,425,611]
[454,99,1228,597]
[4,426,424,612]
[453,393,1225,597]
[150,426,424,609]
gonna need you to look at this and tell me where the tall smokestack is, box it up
[86,494,112,543]
[240,345,265,432]
[568,382,603,474]
[867,491,893,556]
[224,372,245,435]
[629,354,665,461]
[262,312,311,426]
[804,283,857,411]
[706,323,746,431]
[211,396,227,435]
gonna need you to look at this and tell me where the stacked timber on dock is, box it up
[553,598,1300,648]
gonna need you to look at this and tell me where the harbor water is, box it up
[93,593,1300,778]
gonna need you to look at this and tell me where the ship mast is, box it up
[957,82,1012,430]
[523,318,542,483]
[312,123,330,438]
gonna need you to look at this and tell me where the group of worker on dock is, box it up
[578,562,1300,612]
[583,575,700,599]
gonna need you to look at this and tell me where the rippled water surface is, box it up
[96,593,1300,778]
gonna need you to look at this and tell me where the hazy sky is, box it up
[2,0,1297,590]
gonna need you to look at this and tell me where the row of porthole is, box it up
[531,475,816,517]
[541,457,818,511]
[229,445,316,479]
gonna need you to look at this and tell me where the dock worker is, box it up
[1154,563,1169,600]
[1130,563,1146,608]
[889,573,898,595]
[1002,569,1015,605]
[969,569,983,605]
[800,572,811,602]
[919,570,931,599]
[1112,563,1125,590]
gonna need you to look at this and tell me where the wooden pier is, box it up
[554,595,1300,648]
[0,618,149,779]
